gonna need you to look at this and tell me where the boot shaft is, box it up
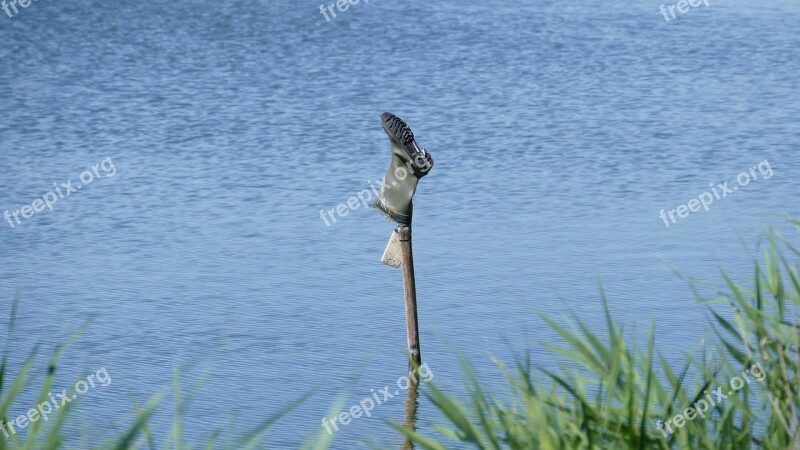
[374,113,433,225]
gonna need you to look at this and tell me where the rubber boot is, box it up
[374,112,434,225]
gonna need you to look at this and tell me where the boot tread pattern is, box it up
[382,113,415,145]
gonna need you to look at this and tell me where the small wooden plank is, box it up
[381,230,402,268]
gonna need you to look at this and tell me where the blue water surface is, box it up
[1,0,799,447]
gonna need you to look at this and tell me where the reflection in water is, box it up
[402,374,420,450]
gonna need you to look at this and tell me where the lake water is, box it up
[1,0,799,447]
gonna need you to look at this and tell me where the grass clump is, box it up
[399,221,800,449]
[0,293,333,450]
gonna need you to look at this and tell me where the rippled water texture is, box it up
[1,0,799,447]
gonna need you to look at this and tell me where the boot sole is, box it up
[381,112,417,150]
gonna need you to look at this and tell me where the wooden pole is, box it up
[397,226,421,368]
[401,376,420,450]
